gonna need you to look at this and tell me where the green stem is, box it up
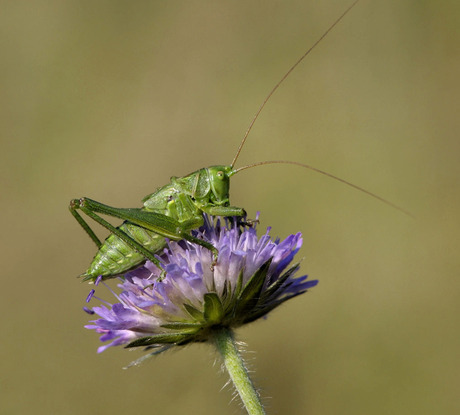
[213,327,266,415]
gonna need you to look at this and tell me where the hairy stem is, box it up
[213,327,265,415]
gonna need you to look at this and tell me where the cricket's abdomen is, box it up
[81,222,167,282]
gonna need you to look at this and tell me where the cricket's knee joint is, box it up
[78,197,89,207]
[69,198,80,209]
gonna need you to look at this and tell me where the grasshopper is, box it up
[70,1,408,283]
[70,166,244,282]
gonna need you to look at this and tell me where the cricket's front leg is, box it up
[169,194,220,269]
[201,204,258,226]
[200,204,246,218]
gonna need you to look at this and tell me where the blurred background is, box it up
[1,0,459,414]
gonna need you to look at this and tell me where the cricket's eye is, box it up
[216,171,224,180]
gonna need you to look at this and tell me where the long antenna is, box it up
[232,160,414,218]
[230,0,360,169]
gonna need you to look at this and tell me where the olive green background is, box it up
[1,1,458,414]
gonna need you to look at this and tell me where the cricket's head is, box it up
[207,165,235,205]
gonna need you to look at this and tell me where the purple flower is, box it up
[85,215,318,354]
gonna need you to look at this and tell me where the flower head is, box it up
[85,215,318,354]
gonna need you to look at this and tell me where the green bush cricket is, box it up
[70,1,409,283]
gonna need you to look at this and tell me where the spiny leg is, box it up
[200,203,257,227]
[69,199,102,248]
[200,205,246,217]
[175,223,219,269]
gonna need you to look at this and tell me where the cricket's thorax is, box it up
[142,165,233,212]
